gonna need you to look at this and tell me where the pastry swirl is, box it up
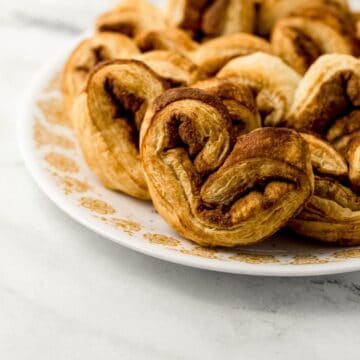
[192,78,261,136]
[191,33,272,77]
[167,0,255,39]
[271,16,353,75]
[285,54,360,137]
[257,0,350,36]
[290,133,360,244]
[136,50,200,87]
[218,52,301,126]
[135,27,198,54]
[140,88,314,247]
[72,60,167,199]
[62,33,139,116]
[96,0,166,38]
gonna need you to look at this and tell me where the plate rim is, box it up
[18,34,360,277]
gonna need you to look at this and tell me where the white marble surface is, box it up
[2,0,360,358]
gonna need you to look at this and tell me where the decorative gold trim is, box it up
[44,152,79,173]
[79,197,116,215]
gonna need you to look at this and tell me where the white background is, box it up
[1,0,360,358]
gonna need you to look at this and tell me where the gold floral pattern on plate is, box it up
[334,249,360,259]
[79,197,116,215]
[144,233,180,247]
[44,152,79,173]
[34,123,75,149]
[180,247,219,259]
[230,252,279,264]
[37,97,70,128]
[290,255,328,265]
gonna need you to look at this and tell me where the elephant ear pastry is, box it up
[191,33,272,77]
[192,78,261,136]
[271,16,353,75]
[167,0,255,39]
[218,52,301,126]
[135,27,198,54]
[96,0,166,38]
[71,60,167,199]
[62,33,139,116]
[140,87,314,247]
[136,50,199,87]
[257,0,350,36]
[285,54,360,136]
[289,134,360,245]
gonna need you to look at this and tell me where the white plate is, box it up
[19,36,360,277]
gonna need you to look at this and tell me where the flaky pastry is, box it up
[192,78,261,136]
[140,88,314,247]
[72,60,167,199]
[96,0,166,38]
[62,33,139,117]
[135,27,198,54]
[136,50,200,87]
[167,0,256,39]
[257,0,350,36]
[285,54,360,136]
[271,16,353,74]
[218,52,301,126]
[290,133,360,245]
[191,33,272,77]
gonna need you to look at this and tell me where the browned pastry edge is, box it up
[141,87,314,247]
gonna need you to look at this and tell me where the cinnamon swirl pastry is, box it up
[257,0,350,36]
[285,54,360,136]
[218,52,301,126]
[192,78,261,135]
[289,133,360,245]
[136,50,200,87]
[191,33,272,77]
[72,60,167,199]
[271,16,353,74]
[167,0,256,39]
[96,0,166,38]
[62,33,139,116]
[140,88,314,247]
[135,27,198,55]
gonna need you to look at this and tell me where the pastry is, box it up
[96,0,166,38]
[136,50,200,87]
[191,33,272,77]
[62,33,139,117]
[71,60,167,199]
[192,78,261,136]
[257,0,350,36]
[271,16,353,75]
[289,133,360,244]
[218,52,301,126]
[167,0,256,39]
[140,87,314,247]
[285,54,360,136]
[135,27,198,54]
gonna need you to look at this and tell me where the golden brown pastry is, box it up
[191,33,272,77]
[136,50,200,87]
[271,16,353,75]
[135,27,198,54]
[72,60,167,199]
[192,78,261,135]
[140,87,314,247]
[62,33,139,117]
[285,54,360,136]
[218,52,301,126]
[167,0,256,39]
[289,133,360,245]
[257,0,350,36]
[96,0,166,38]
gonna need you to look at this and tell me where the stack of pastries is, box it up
[63,0,360,247]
